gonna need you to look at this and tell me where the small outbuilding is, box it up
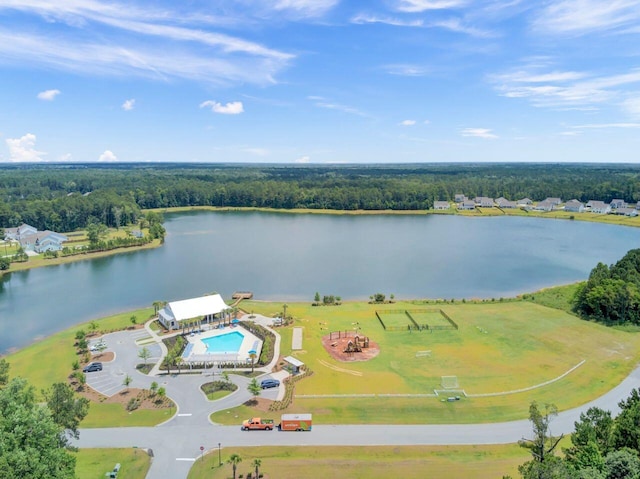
[283,355,305,374]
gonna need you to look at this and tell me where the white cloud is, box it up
[199,100,244,114]
[572,123,640,128]
[309,97,369,117]
[351,14,424,27]
[5,133,46,162]
[37,89,61,101]
[0,1,293,86]
[271,0,339,16]
[492,64,640,110]
[622,97,640,118]
[430,18,496,37]
[559,130,581,136]
[534,0,640,35]
[98,150,118,162]
[59,153,73,161]
[400,120,416,126]
[295,155,311,163]
[461,128,498,139]
[395,0,469,12]
[122,98,135,111]
[384,64,430,76]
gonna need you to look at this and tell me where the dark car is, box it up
[260,378,280,389]
[83,362,103,373]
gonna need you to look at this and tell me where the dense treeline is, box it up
[1,162,640,231]
[573,249,640,324]
[510,392,640,479]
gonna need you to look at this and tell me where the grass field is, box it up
[407,308,453,328]
[186,445,528,479]
[211,299,640,425]
[376,310,411,329]
[75,448,150,479]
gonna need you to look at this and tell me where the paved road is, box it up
[73,319,640,479]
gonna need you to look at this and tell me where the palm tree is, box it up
[249,352,257,373]
[227,453,242,479]
[282,303,288,321]
[252,458,262,479]
[152,300,166,316]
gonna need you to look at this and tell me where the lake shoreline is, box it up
[3,207,639,278]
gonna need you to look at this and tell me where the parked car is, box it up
[83,362,103,372]
[260,378,280,389]
[90,341,106,352]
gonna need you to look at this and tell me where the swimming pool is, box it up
[201,331,245,354]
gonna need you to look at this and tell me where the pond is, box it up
[1,211,639,353]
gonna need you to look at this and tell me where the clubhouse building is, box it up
[158,294,230,330]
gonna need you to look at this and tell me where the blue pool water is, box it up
[201,331,244,354]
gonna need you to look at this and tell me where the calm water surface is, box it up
[1,211,639,353]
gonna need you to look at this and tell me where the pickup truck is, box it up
[241,417,275,431]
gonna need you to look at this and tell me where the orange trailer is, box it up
[278,413,312,431]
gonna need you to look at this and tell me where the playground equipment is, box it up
[343,335,370,354]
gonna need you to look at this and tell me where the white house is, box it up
[564,200,584,213]
[588,201,611,215]
[454,194,467,203]
[3,223,37,241]
[613,207,638,217]
[534,200,554,212]
[158,294,230,330]
[496,197,517,208]
[458,200,476,210]
[474,196,494,208]
[433,201,450,210]
[544,197,562,206]
[517,198,533,206]
[610,199,627,209]
[19,231,68,253]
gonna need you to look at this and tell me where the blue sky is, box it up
[1,0,640,164]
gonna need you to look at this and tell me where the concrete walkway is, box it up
[292,327,303,350]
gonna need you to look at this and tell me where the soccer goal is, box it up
[441,375,459,389]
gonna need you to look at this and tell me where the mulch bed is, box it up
[321,334,381,362]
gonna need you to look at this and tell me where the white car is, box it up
[90,341,107,352]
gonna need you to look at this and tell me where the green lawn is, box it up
[187,445,528,479]
[214,299,640,425]
[80,402,175,428]
[5,306,173,427]
[75,448,150,479]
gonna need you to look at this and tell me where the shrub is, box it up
[126,397,141,411]
[269,368,314,411]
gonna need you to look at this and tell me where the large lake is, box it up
[2,211,640,353]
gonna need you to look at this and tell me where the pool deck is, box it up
[184,326,262,363]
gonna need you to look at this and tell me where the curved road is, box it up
[74,321,640,479]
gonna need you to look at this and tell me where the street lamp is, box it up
[218,442,221,466]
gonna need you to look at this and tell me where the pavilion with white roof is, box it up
[158,293,230,330]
